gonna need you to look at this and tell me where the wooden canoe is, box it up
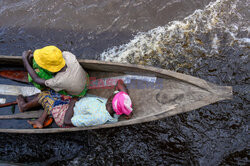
[0,55,232,133]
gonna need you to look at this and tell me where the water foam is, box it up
[100,0,249,71]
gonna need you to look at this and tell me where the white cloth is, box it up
[45,51,87,95]
[71,97,118,127]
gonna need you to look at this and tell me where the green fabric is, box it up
[28,59,89,97]
[28,59,54,90]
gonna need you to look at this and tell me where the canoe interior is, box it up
[88,71,202,121]
[0,56,232,133]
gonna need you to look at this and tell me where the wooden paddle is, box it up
[0,101,17,108]
[0,70,28,83]
[0,101,17,114]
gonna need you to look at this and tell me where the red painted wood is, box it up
[0,70,28,83]
[0,101,17,108]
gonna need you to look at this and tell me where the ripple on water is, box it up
[0,0,249,165]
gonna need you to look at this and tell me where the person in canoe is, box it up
[17,79,132,128]
[63,79,133,127]
[16,45,89,128]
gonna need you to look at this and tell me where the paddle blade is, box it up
[0,70,29,83]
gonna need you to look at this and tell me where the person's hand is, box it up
[28,52,33,64]
[28,52,33,58]
[22,51,28,59]
[22,50,32,60]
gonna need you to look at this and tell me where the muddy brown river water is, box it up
[0,0,249,165]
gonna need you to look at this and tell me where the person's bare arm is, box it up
[64,97,78,126]
[22,50,46,86]
[114,80,129,94]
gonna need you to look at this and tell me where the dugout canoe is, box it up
[0,55,232,134]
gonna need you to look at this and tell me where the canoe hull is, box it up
[0,55,232,133]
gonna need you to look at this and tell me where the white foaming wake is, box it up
[100,0,249,68]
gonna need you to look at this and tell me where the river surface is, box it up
[0,0,249,165]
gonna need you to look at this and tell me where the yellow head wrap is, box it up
[33,46,65,72]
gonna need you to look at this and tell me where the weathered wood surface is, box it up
[0,55,233,133]
[0,55,228,92]
[0,110,42,119]
[0,84,41,96]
